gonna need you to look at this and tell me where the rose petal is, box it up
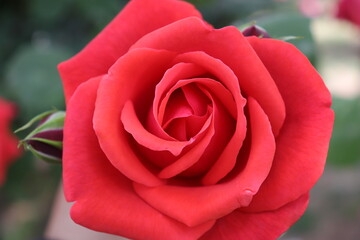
[203,97,275,185]
[143,74,235,171]
[155,80,216,178]
[156,77,236,177]
[161,84,212,140]
[58,0,203,102]
[162,89,194,131]
[131,17,285,135]
[158,114,213,179]
[164,117,188,141]
[199,193,310,240]
[150,62,206,140]
[244,37,334,211]
[63,77,214,240]
[194,79,237,119]
[181,83,210,116]
[180,81,236,177]
[94,48,178,187]
[133,182,254,228]
[183,107,212,139]
[121,101,191,156]
[174,52,247,182]
[134,97,275,227]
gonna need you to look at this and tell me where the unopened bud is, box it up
[242,25,271,38]
[17,110,65,163]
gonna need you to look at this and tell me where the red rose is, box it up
[59,0,334,239]
[336,0,360,27]
[0,98,20,185]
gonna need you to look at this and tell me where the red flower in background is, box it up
[336,0,360,27]
[59,0,334,239]
[0,98,20,185]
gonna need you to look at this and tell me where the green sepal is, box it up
[15,109,57,133]
[23,111,65,140]
[25,144,62,164]
[22,137,63,149]
[277,36,304,41]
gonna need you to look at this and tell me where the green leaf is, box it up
[5,45,71,120]
[28,0,72,27]
[327,97,360,166]
[75,0,126,31]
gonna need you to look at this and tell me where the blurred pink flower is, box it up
[298,0,324,18]
[274,0,324,18]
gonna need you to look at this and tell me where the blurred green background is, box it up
[0,0,359,239]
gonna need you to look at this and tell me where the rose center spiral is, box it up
[161,83,212,141]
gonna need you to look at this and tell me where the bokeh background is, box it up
[0,0,359,239]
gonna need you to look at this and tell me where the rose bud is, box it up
[0,98,21,185]
[58,0,334,239]
[18,111,64,163]
[241,25,271,38]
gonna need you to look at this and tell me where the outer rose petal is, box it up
[244,37,334,211]
[94,48,177,187]
[199,193,310,240]
[58,0,203,102]
[0,99,20,185]
[63,77,214,240]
